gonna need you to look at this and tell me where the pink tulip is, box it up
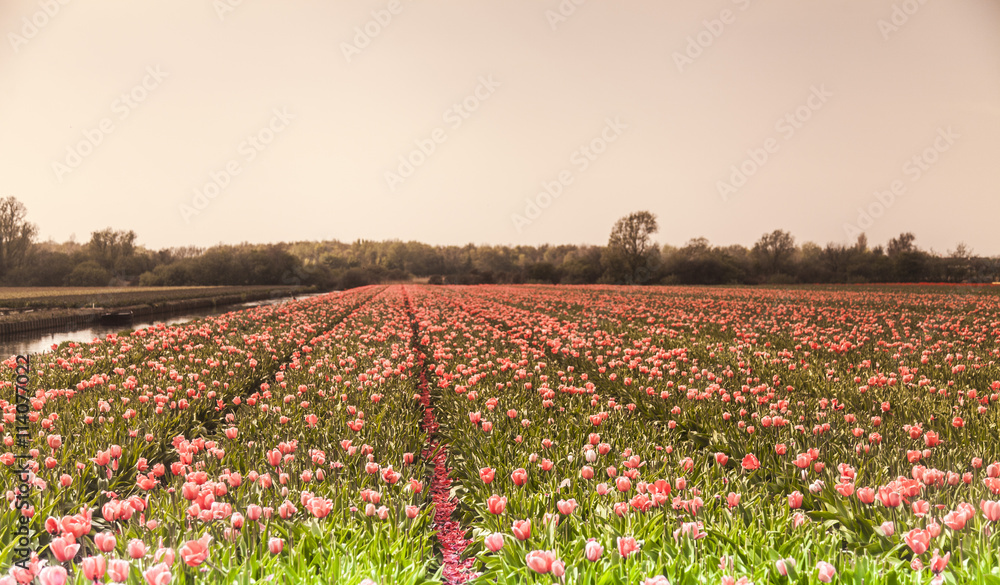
[926,549,949,575]
[776,558,796,576]
[982,500,1000,522]
[268,537,284,554]
[107,559,131,583]
[178,535,211,567]
[816,561,836,583]
[487,495,507,515]
[153,547,175,567]
[512,519,531,541]
[50,533,80,563]
[94,531,116,553]
[143,562,172,585]
[904,528,930,555]
[127,539,147,559]
[585,539,603,561]
[82,556,107,582]
[525,550,557,574]
[484,532,504,552]
[617,536,639,559]
[556,499,577,515]
[788,491,803,509]
[38,567,68,585]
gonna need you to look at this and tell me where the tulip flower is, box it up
[268,538,284,554]
[525,550,557,574]
[585,539,603,561]
[512,519,531,541]
[484,532,504,552]
[617,536,639,559]
[816,561,836,583]
[904,528,930,555]
[143,563,172,585]
[107,559,130,583]
[82,556,107,582]
[38,567,68,585]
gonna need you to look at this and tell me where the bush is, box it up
[65,261,112,286]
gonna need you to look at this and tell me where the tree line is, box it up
[1,198,997,289]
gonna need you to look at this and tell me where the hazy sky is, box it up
[2,1,999,254]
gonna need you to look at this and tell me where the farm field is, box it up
[2,284,1000,585]
[0,286,303,311]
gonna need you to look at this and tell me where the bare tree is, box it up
[0,196,38,278]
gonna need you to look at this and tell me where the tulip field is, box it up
[2,284,1000,585]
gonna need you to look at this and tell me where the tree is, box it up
[0,196,38,278]
[886,232,916,257]
[751,229,796,278]
[89,228,137,278]
[606,211,659,283]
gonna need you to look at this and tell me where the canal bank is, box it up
[0,288,314,337]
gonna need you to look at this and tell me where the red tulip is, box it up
[741,454,760,471]
[511,468,527,486]
[480,467,495,484]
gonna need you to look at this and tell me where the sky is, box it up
[2,1,999,254]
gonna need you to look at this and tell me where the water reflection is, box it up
[1,295,315,358]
